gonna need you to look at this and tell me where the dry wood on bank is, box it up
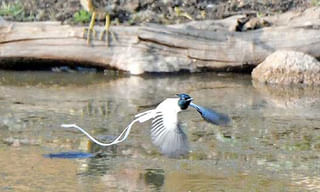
[0,7,319,74]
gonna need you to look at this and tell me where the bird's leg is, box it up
[99,13,110,46]
[83,11,97,45]
[99,13,117,46]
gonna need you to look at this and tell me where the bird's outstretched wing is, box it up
[150,111,189,158]
[190,102,230,126]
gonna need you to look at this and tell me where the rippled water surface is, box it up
[0,70,320,191]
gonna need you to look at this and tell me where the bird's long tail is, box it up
[61,110,155,147]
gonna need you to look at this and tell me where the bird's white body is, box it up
[137,98,180,125]
[62,97,188,157]
[61,94,229,157]
[155,98,181,131]
[135,98,188,157]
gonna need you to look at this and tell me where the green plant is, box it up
[73,10,91,24]
[311,0,320,6]
[0,1,24,17]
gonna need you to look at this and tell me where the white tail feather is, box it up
[135,110,155,123]
[61,111,154,147]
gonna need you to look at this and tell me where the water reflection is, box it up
[0,70,319,191]
[253,81,320,111]
[144,169,165,191]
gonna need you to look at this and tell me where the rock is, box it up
[252,50,320,85]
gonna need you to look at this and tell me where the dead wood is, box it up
[0,7,319,74]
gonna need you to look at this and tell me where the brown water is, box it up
[0,70,320,191]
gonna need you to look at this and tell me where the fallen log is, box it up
[0,7,319,74]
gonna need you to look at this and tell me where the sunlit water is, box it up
[0,70,320,191]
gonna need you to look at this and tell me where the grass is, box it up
[311,0,320,6]
[73,10,91,24]
[0,1,91,24]
[0,1,35,21]
[0,1,24,17]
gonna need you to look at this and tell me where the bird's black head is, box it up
[177,93,193,110]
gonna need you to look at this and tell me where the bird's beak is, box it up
[187,98,193,101]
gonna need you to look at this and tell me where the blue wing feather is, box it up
[190,103,230,126]
[43,152,94,159]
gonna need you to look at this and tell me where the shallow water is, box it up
[0,70,320,191]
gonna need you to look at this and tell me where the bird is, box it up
[61,93,230,157]
[79,0,115,45]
